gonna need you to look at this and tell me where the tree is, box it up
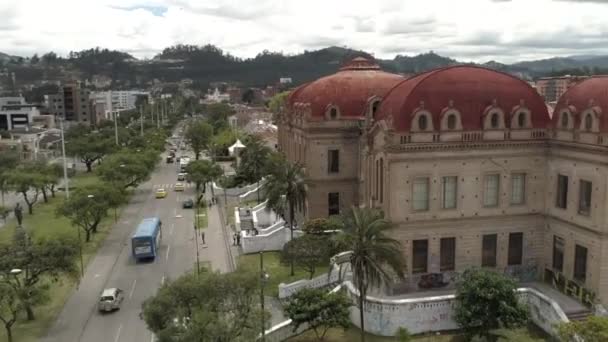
[337,207,406,342]
[242,88,255,104]
[558,315,608,341]
[264,155,307,276]
[185,120,213,160]
[281,235,332,279]
[210,129,241,157]
[0,151,19,207]
[96,151,156,188]
[0,235,78,321]
[27,161,61,203]
[205,103,234,132]
[142,270,265,342]
[235,137,272,186]
[284,288,351,340]
[6,169,44,214]
[0,282,20,342]
[65,133,114,172]
[185,160,223,203]
[454,268,528,340]
[56,184,118,241]
[268,91,290,122]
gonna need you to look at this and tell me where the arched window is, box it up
[447,114,456,130]
[372,101,380,117]
[561,112,569,128]
[517,112,526,128]
[491,113,499,128]
[585,114,593,131]
[330,108,337,119]
[418,115,428,130]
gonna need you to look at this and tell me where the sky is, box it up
[2,0,608,64]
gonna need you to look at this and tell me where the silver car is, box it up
[98,288,124,312]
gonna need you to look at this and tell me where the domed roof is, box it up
[553,76,608,131]
[376,66,551,131]
[289,57,404,118]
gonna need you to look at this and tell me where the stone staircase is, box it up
[565,308,592,321]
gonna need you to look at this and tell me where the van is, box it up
[98,288,124,312]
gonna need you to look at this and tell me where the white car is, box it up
[98,288,124,312]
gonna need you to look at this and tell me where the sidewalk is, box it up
[200,191,235,273]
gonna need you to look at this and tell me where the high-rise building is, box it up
[62,81,92,123]
[536,75,587,102]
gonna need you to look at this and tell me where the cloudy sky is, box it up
[1,0,608,63]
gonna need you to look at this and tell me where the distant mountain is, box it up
[2,45,608,94]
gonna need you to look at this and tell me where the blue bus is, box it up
[131,217,162,260]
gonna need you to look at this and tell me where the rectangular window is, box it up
[412,177,429,211]
[574,244,588,283]
[440,237,456,271]
[482,234,497,267]
[328,192,340,216]
[578,180,592,216]
[553,236,564,272]
[556,174,568,209]
[442,176,457,209]
[507,232,523,266]
[511,173,526,205]
[412,240,428,274]
[483,174,500,207]
[328,149,339,174]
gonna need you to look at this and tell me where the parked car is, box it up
[98,288,124,312]
[182,199,194,209]
[155,188,167,198]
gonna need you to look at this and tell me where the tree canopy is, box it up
[142,271,265,342]
[454,268,529,340]
[185,160,223,202]
[281,234,332,279]
[284,288,351,341]
[96,150,157,188]
[184,120,213,160]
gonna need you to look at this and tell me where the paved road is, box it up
[43,145,233,342]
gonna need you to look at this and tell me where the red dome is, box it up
[377,66,550,131]
[553,76,608,131]
[289,57,404,118]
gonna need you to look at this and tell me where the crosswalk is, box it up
[153,183,195,189]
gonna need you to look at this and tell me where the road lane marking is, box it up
[174,208,177,217]
[161,275,165,285]
[128,279,137,299]
[166,246,171,261]
[169,223,175,236]
[114,324,122,342]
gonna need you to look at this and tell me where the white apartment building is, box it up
[0,97,42,130]
[91,90,150,119]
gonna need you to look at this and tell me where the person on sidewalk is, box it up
[236,233,241,246]
[14,203,23,227]
[201,231,205,244]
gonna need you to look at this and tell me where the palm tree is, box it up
[264,155,307,276]
[340,207,406,342]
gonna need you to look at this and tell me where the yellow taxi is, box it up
[155,188,167,198]
[174,183,185,192]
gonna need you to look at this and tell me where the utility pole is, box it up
[113,111,119,146]
[156,101,160,129]
[139,105,144,136]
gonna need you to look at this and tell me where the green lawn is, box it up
[194,205,208,230]
[238,252,329,298]
[69,171,101,189]
[288,325,548,342]
[0,174,125,342]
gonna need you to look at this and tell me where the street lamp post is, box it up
[259,251,269,342]
[113,111,119,146]
[59,118,70,199]
[193,188,201,277]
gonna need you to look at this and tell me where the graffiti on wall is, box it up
[544,268,596,307]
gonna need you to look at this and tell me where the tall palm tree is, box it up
[264,155,307,276]
[340,207,405,342]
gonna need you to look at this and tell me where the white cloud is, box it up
[2,0,608,63]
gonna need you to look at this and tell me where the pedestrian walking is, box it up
[232,233,236,245]
[201,231,205,244]
[236,234,241,246]
[14,203,23,226]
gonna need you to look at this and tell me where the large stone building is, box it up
[536,75,587,103]
[278,57,608,308]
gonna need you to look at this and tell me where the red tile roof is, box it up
[288,58,404,118]
[553,76,608,132]
[376,65,551,132]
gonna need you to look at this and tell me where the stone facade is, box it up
[278,60,608,307]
